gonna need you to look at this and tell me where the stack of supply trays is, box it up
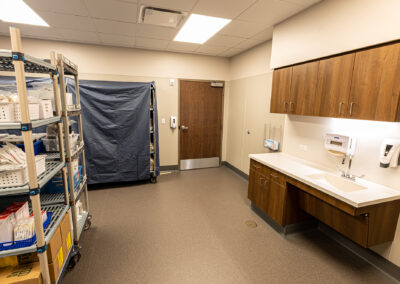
[0,202,48,246]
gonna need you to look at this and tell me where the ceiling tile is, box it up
[238,0,305,26]
[25,0,89,16]
[205,34,245,47]
[196,44,229,55]
[98,33,135,47]
[84,0,138,23]
[167,41,200,52]
[235,38,263,50]
[138,0,197,11]
[192,0,257,18]
[220,20,268,38]
[251,27,273,41]
[281,0,321,7]
[136,24,177,40]
[135,37,169,50]
[94,19,136,36]
[39,12,97,32]
[59,29,101,44]
[220,47,246,57]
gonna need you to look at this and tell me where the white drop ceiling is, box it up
[0,0,320,57]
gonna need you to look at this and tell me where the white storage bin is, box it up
[0,155,46,188]
[0,103,14,122]
[66,93,74,110]
[14,103,40,121]
[39,100,53,119]
[43,133,79,152]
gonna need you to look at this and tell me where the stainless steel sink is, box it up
[307,173,367,192]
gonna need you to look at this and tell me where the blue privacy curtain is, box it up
[66,79,160,184]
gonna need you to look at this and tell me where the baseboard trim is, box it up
[160,165,179,171]
[221,161,249,180]
[318,223,400,282]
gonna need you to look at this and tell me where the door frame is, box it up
[178,79,225,170]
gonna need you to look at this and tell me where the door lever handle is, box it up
[180,125,189,131]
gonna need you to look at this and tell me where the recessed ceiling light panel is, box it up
[139,6,186,28]
[174,14,231,44]
[0,0,49,27]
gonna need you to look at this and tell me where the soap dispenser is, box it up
[379,139,400,168]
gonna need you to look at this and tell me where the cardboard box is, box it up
[0,262,42,284]
[48,246,64,284]
[46,227,62,264]
[0,256,18,268]
[17,253,38,265]
[59,210,71,245]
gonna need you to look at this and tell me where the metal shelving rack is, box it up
[150,85,157,183]
[0,27,69,284]
[56,53,91,249]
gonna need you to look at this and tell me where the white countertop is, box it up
[249,152,400,208]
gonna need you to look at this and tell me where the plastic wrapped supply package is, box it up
[0,214,14,243]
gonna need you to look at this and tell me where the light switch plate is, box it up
[169,79,175,86]
[161,118,166,124]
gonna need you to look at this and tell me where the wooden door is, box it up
[270,67,292,113]
[179,80,223,170]
[315,54,355,117]
[289,61,319,115]
[349,43,400,121]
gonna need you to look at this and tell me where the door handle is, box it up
[349,102,356,116]
[338,102,345,116]
[289,101,295,112]
[180,125,189,131]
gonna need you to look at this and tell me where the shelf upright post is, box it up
[50,52,69,206]
[9,27,51,284]
[74,73,90,214]
[57,54,80,245]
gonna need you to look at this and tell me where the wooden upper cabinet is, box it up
[270,67,292,113]
[289,61,319,116]
[314,54,355,118]
[349,43,400,121]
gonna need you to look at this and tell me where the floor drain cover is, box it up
[245,220,257,228]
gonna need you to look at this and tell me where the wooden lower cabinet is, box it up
[248,159,400,248]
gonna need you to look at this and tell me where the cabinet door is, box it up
[290,61,319,115]
[349,43,400,121]
[270,67,292,113]
[248,169,257,202]
[248,170,267,210]
[265,177,286,225]
[315,54,355,117]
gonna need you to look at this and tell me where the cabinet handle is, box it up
[338,102,344,115]
[349,102,356,116]
[289,101,295,112]
[259,178,264,185]
[284,102,288,112]
[270,173,278,179]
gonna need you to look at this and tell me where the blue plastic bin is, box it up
[0,212,52,251]
[16,140,44,155]
[42,166,82,194]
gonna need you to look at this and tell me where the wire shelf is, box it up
[0,49,56,74]
[40,174,87,205]
[0,116,60,130]
[0,161,65,196]
[0,204,68,257]
[45,142,84,161]
[77,211,88,239]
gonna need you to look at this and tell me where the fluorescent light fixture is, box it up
[174,14,231,44]
[0,0,49,27]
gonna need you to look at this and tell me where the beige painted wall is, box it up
[271,0,400,68]
[226,42,285,174]
[0,36,230,166]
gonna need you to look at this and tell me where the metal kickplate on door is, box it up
[180,157,220,170]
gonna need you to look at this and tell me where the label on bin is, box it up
[66,232,71,250]
[57,247,64,269]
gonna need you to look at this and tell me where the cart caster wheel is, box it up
[84,219,91,231]
[150,177,157,183]
[87,214,92,221]
[68,252,81,270]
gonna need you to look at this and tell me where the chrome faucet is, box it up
[336,154,364,181]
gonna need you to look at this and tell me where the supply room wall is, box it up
[0,36,230,167]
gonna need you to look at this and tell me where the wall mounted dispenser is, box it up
[380,139,400,168]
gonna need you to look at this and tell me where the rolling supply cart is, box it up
[150,84,157,183]
[0,27,71,284]
[56,53,92,259]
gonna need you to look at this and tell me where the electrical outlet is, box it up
[299,144,308,151]
[161,118,166,124]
